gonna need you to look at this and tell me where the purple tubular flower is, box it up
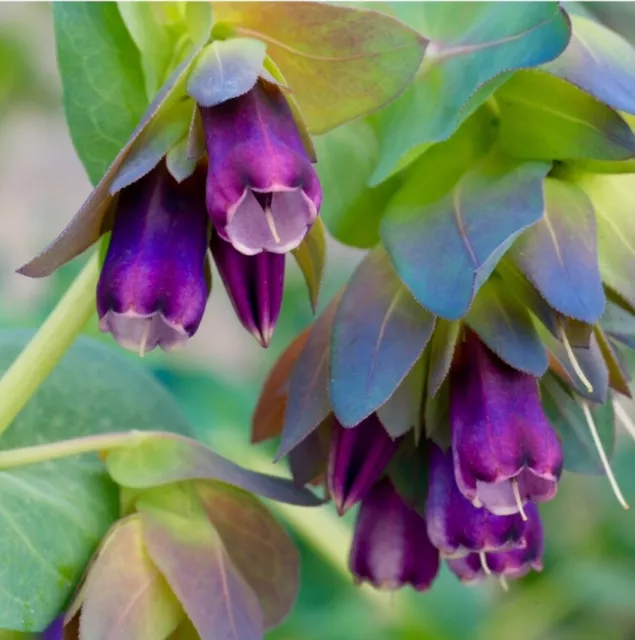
[97,162,209,355]
[210,230,285,347]
[447,503,544,584]
[450,332,563,516]
[328,414,400,515]
[426,444,528,558]
[349,477,440,591]
[201,81,321,256]
[41,615,64,639]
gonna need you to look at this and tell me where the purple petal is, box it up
[328,415,399,515]
[41,616,64,640]
[349,477,439,591]
[446,554,487,585]
[202,82,321,255]
[97,162,209,354]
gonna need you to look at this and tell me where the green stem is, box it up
[0,251,100,438]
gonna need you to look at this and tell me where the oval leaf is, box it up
[426,319,461,398]
[330,248,435,426]
[291,218,326,313]
[594,325,632,397]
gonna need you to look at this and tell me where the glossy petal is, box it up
[450,333,563,514]
[211,231,285,347]
[328,415,399,515]
[202,82,321,255]
[349,478,439,591]
[97,163,209,354]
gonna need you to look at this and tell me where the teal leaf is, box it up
[0,332,190,632]
[594,325,631,397]
[497,70,635,161]
[330,249,435,427]
[511,177,605,323]
[53,2,147,185]
[466,277,548,376]
[541,375,615,475]
[186,37,267,107]
[601,300,635,350]
[370,3,570,184]
[381,148,550,320]
[543,15,635,114]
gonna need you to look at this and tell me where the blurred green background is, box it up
[3,3,635,639]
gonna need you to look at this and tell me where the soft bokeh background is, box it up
[3,3,635,639]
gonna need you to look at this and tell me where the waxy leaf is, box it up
[543,15,635,114]
[498,71,635,161]
[382,149,550,319]
[212,2,426,133]
[166,134,197,183]
[512,177,605,323]
[278,296,340,458]
[53,3,147,184]
[541,375,615,475]
[594,326,632,397]
[466,277,548,377]
[370,3,570,184]
[426,319,461,398]
[291,218,326,313]
[186,37,266,107]
[79,516,183,640]
[331,248,435,427]
[140,498,263,640]
[252,329,310,444]
[601,300,635,350]
[288,419,330,488]
[0,333,191,632]
[425,379,451,450]
[387,438,428,513]
[197,484,299,629]
[105,432,321,506]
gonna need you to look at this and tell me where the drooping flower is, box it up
[210,230,285,347]
[450,332,563,515]
[426,443,528,558]
[201,80,322,256]
[349,477,440,591]
[97,162,209,355]
[328,414,400,515]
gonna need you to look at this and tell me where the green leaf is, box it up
[79,516,184,640]
[53,2,147,185]
[291,218,326,313]
[212,2,426,133]
[594,325,631,397]
[497,70,635,161]
[0,332,190,632]
[166,134,197,183]
[370,3,570,184]
[426,319,461,398]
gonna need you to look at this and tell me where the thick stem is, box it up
[0,251,100,438]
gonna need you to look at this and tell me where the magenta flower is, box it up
[328,415,399,515]
[201,81,321,256]
[450,332,563,516]
[97,163,209,354]
[210,230,285,347]
[349,477,439,591]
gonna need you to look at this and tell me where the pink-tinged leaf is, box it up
[594,325,632,397]
[186,37,267,107]
[511,177,605,323]
[19,45,205,278]
[331,248,435,427]
[288,418,331,487]
[277,294,341,458]
[212,2,427,133]
[79,516,183,640]
[291,218,326,313]
[140,500,263,640]
[196,483,299,629]
[104,432,321,506]
[426,319,461,398]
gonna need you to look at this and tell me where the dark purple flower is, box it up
[201,81,321,256]
[210,230,285,347]
[41,615,64,639]
[349,477,440,591]
[447,503,544,585]
[426,443,528,558]
[450,332,563,516]
[328,414,399,515]
[97,162,209,354]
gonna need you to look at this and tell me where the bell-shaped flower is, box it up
[349,477,439,591]
[450,332,563,515]
[426,443,528,558]
[210,230,285,347]
[201,81,321,256]
[97,162,209,354]
[328,414,399,515]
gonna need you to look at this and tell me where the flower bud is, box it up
[210,230,284,347]
[97,163,209,354]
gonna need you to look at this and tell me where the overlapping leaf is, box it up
[291,218,326,312]
[426,320,461,398]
